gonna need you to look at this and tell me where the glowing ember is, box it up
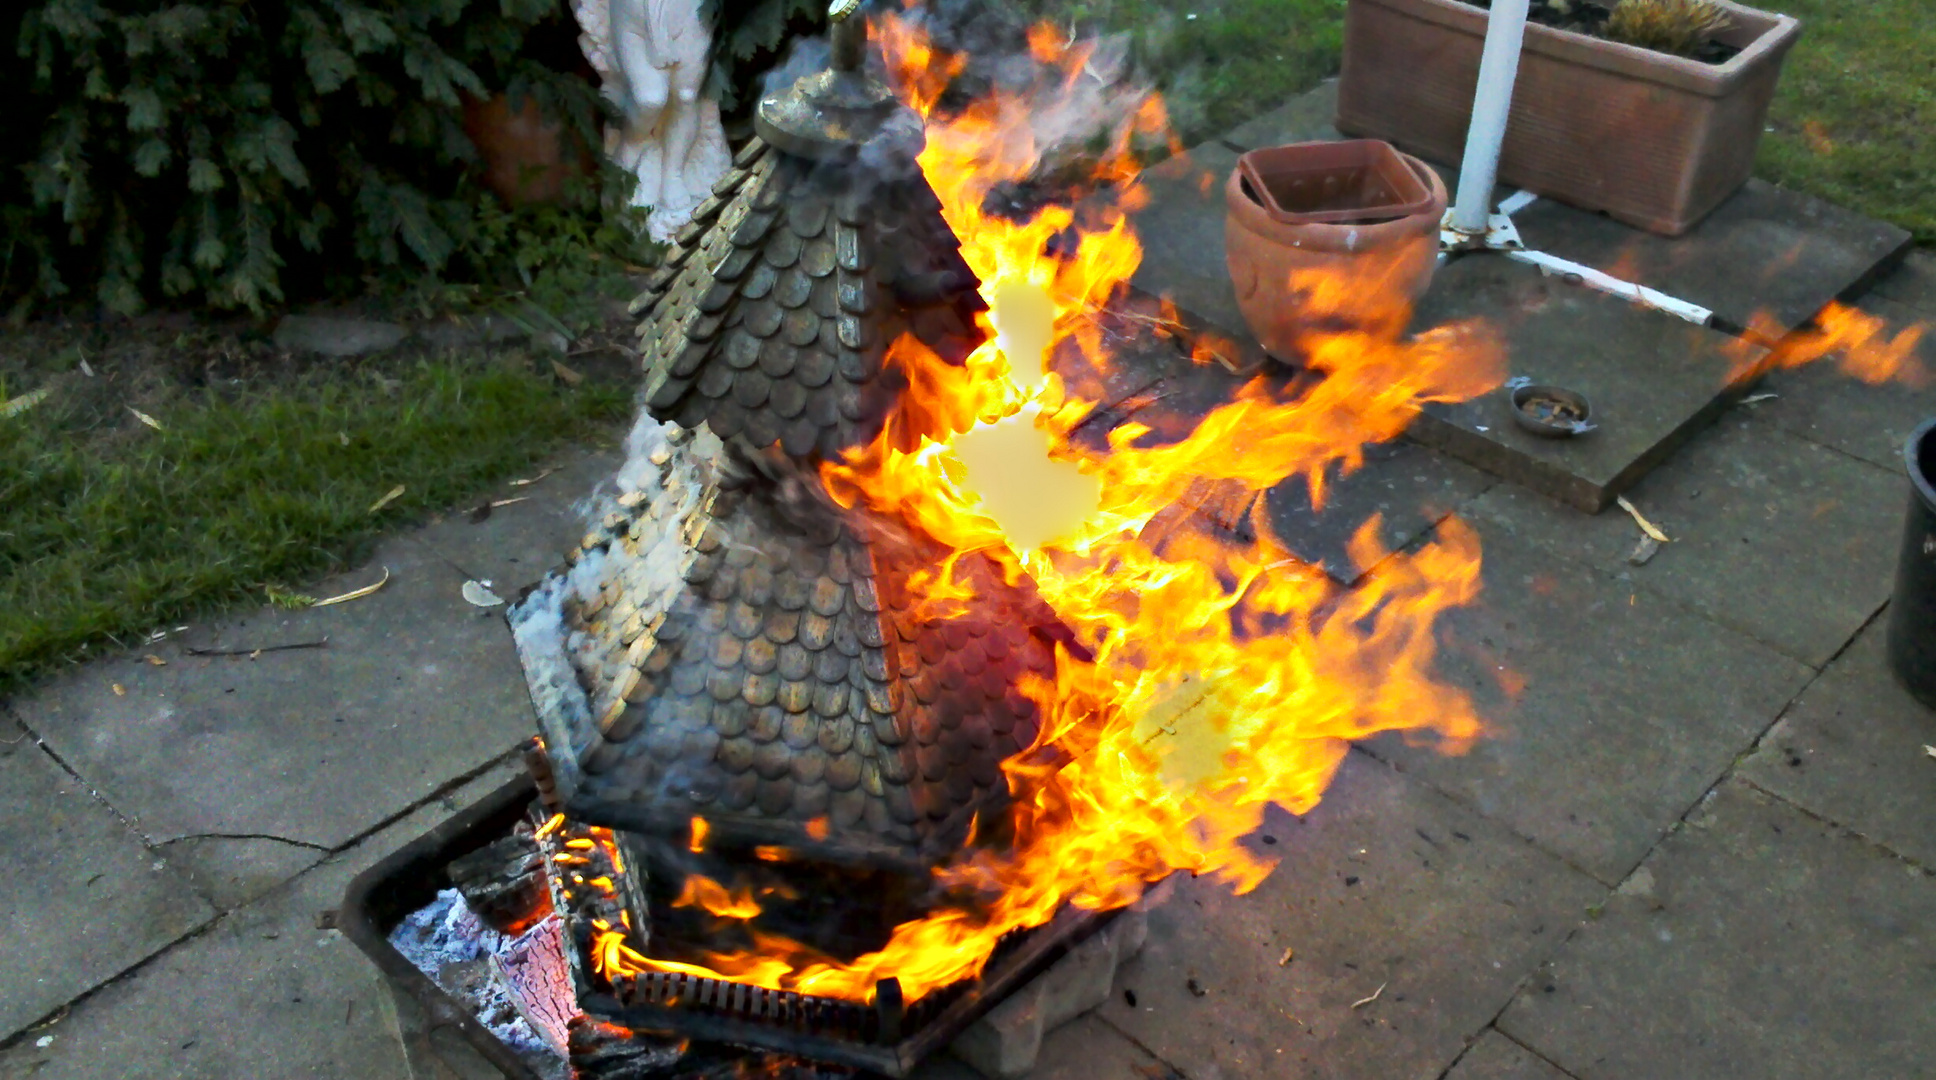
[592,8,1505,1002]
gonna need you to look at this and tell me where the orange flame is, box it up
[1732,300,1928,387]
[594,9,1501,1002]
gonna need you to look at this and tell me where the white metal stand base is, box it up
[1437,191,1718,329]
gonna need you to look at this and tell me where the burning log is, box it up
[446,828,553,936]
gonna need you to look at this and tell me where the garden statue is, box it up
[573,0,733,242]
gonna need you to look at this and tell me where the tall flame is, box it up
[594,8,1505,1002]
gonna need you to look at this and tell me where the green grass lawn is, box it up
[1753,0,1936,244]
[0,341,628,692]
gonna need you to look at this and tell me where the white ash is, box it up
[389,888,570,1079]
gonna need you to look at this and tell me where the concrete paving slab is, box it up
[1126,143,1246,339]
[1443,1031,1575,1080]
[1497,781,1936,1080]
[1364,525,1811,884]
[1463,414,1901,669]
[1753,294,1936,471]
[1408,256,1763,513]
[156,834,326,913]
[402,444,620,597]
[0,716,214,1041]
[1510,179,1912,337]
[0,758,522,1080]
[16,533,537,853]
[1217,80,1342,152]
[913,1015,1169,1080]
[1740,623,1936,867]
[1868,249,1936,311]
[1263,440,1496,584]
[1095,752,1602,1080]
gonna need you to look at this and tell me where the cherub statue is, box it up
[572,0,733,242]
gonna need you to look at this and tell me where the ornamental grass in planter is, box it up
[1336,0,1802,235]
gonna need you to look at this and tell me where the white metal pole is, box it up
[1450,0,1530,234]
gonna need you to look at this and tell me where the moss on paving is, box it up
[0,348,627,692]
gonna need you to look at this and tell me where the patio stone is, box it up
[1498,781,1936,1080]
[1510,179,1912,337]
[0,758,522,1080]
[1263,439,1496,584]
[1407,256,1764,513]
[1127,142,1247,338]
[1868,248,1936,311]
[1740,623,1936,868]
[1364,524,1810,884]
[913,1015,1169,1080]
[1463,413,1901,669]
[157,834,326,912]
[1218,80,1342,152]
[15,533,538,853]
[0,715,213,1041]
[401,444,621,596]
[1443,1031,1575,1080]
[1095,752,1602,1080]
[1753,294,1936,471]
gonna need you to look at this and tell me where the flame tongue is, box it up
[592,8,1503,1004]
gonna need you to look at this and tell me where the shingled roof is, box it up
[629,137,987,461]
[511,422,1062,873]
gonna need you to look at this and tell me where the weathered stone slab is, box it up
[1218,79,1343,152]
[1408,256,1765,513]
[1464,414,1901,668]
[0,715,214,1041]
[1498,781,1936,1080]
[1263,440,1496,584]
[1095,752,1602,1080]
[1754,294,1936,471]
[1511,179,1911,338]
[401,445,621,596]
[17,534,537,853]
[1868,248,1936,311]
[1740,623,1936,868]
[1444,1030,1576,1080]
[0,758,522,1080]
[913,1015,1169,1080]
[1126,143,1247,338]
[1366,524,1812,884]
[157,834,326,912]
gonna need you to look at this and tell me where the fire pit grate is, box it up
[343,775,1120,1078]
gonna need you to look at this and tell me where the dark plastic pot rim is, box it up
[1905,417,1936,513]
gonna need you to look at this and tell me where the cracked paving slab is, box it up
[0,758,522,1079]
[1499,780,1936,1080]
[0,715,213,1042]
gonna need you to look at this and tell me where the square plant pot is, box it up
[1336,0,1801,235]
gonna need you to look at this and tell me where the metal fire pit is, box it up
[343,776,1121,1078]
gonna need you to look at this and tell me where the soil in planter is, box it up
[1458,0,1743,64]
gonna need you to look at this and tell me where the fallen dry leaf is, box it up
[1616,496,1672,543]
[368,484,405,514]
[78,355,95,377]
[462,580,504,608]
[509,467,556,487]
[1924,745,1935,760]
[490,496,528,509]
[551,359,584,387]
[111,683,126,696]
[312,567,390,607]
[337,431,350,446]
[1278,947,1295,967]
[143,654,167,667]
[1,386,53,419]
[1351,982,1387,1010]
[129,407,163,431]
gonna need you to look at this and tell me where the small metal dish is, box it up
[1509,382,1595,438]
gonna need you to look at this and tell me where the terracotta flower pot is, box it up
[1336,0,1801,236]
[1224,142,1448,361]
[461,94,593,207]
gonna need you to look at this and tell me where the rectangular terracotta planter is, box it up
[1336,0,1801,235]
